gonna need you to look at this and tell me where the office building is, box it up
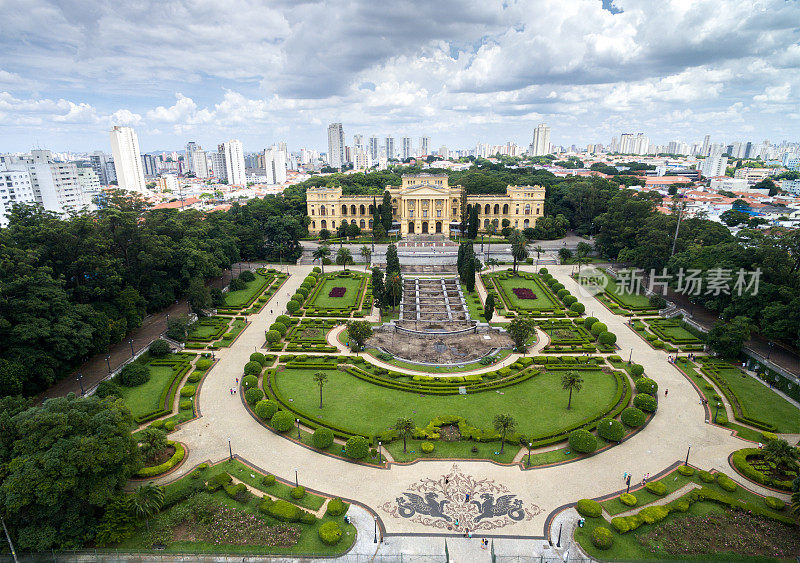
[439,146,449,159]
[264,145,287,185]
[402,137,413,160]
[327,123,345,168]
[419,136,430,156]
[529,123,551,156]
[368,136,380,162]
[109,126,146,192]
[220,140,246,185]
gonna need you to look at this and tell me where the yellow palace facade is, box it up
[305,174,545,236]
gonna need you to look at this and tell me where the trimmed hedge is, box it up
[677,465,695,476]
[255,399,279,421]
[326,497,347,516]
[575,499,602,518]
[318,521,343,545]
[635,378,658,395]
[271,410,295,432]
[597,418,625,442]
[730,448,792,490]
[245,387,264,405]
[620,407,646,427]
[136,441,185,478]
[620,493,637,507]
[645,481,667,496]
[765,496,785,511]
[633,393,657,412]
[569,429,597,454]
[716,473,738,492]
[345,435,370,459]
[591,526,613,550]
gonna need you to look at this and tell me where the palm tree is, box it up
[763,439,798,468]
[533,245,544,272]
[792,489,800,517]
[394,417,415,453]
[486,257,499,272]
[130,483,164,530]
[493,414,516,454]
[509,230,528,273]
[575,242,592,274]
[336,247,353,271]
[312,245,331,275]
[275,242,288,271]
[313,371,328,408]
[561,371,584,409]
[360,245,372,271]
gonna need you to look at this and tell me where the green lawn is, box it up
[224,272,272,307]
[117,364,177,419]
[702,361,800,434]
[308,274,364,311]
[385,437,520,463]
[602,271,651,309]
[272,367,620,440]
[460,285,485,320]
[492,274,559,311]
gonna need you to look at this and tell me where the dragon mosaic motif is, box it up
[380,464,542,531]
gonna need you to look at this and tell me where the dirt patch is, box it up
[638,508,800,558]
[439,424,462,442]
[146,445,176,466]
[368,327,512,364]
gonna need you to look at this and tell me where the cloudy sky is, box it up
[0,0,798,154]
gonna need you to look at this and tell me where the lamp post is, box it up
[294,467,299,488]
[714,402,722,424]
[228,438,233,460]
[556,523,562,547]
[105,355,111,374]
[296,418,301,439]
[76,373,85,396]
[374,516,378,543]
[129,339,135,357]
[628,348,633,364]
[684,444,691,466]
[378,441,382,463]
[767,341,774,360]
[527,442,532,467]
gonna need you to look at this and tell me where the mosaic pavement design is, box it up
[380,464,543,532]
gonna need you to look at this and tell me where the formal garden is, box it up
[481,269,566,316]
[629,317,704,352]
[111,459,356,556]
[289,269,371,318]
[185,316,248,349]
[574,465,798,560]
[577,269,661,316]
[216,268,289,315]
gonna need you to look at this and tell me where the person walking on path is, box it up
[665,389,668,397]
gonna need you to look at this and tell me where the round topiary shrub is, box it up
[677,465,695,476]
[591,526,613,550]
[570,302,586,314]
[179,400,192,410]
[583,316,599,329]
[575,499,602,518]
[421,441,435,454]
[261,473,276,487]
[269,499,300,522]
[239,270,256,282]
[645,481,667,496]
[244,361,263,376]
[765,496,785,511]
[250,352,266,365]
[94,380,120,399]
[149,339,171,358]
[620,493,637,507]
[286,300,301,313]
[291,292,305,304]
[630,364,645,377]
[557,288,569,299]
[271,410,295,432]
[119,364,150,387]
[295,287,309,298]
[345,435,369,459]
[265,330,282,344]
[195,359,212,371]
[597,331,617,346]
[149,419,165,429]
[620,406,646,428]
[326,497,346,516]
[590,321,608,336]
[563,295,577,307]
[180,385,196,397]
[245,387,264,405]
[635,377,658,395]
[290,486,305,499]
[569,429,598,454]
[186,372,202,383]
[241,375,258,390]
[255,399,279,421]
[539,268,549,275]
[312,427,334,449]
[164,420,176,431]
[318,521,343,545]
[633,393,657,412]
[276,315,292,326]
[270,322,287,336]
[597,418,625,442]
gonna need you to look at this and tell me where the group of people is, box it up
[623,471,651,486]
[229,377,239,395]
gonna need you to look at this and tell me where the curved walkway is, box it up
[159,264,782,540]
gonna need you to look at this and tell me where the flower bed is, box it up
[135,441,185,478]
[328,287,346,298]
[512,287,537,299]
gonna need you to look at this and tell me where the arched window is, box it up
[484,218,489,228]
[493,204,500,214]
[466,204,472,213]
[312,221,316,229]
[523,219,530,228]
[351,219,357,225]
[524,204,531,215]
[351,204,357,215]
[503,203,509,214]
[310,207,315,215]
[368,219,373,229]
[359,204,366,215]
[369,204,375,213]
[492,218,499,227]
[321,220,327,229]
[484,204,490,214]
[360,219,365,228]
[320,206,326,216]
[341,204,347,215]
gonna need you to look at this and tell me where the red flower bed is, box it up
[512,287,537,300]
[329,287,347,298]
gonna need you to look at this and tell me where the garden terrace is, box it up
[397,277,475,333]
[697,357,800,434]
[731,447,796,491]
[366,324,510,364]
[303,271,368,317]
[645,318,704,348]
[580,269,660,316]
[271,318,341,353]
[539,319,616,353]
[482,270,581,318]
[186,316,247,349]
[217,268,288,315]
[264,359,630,452]
[115,353,194,424]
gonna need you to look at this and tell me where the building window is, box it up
[437,210,441,217]
[423,210,427,218]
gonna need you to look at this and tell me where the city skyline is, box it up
[1,1,799,152]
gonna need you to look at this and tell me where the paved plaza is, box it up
[158,263,790,547]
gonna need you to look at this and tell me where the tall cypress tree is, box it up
[457,242,466,275]
[386,243,400,275]
[371,266,385,308]
[381,190,393,232]
[467,205,479,239]
[465,255,476,293]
